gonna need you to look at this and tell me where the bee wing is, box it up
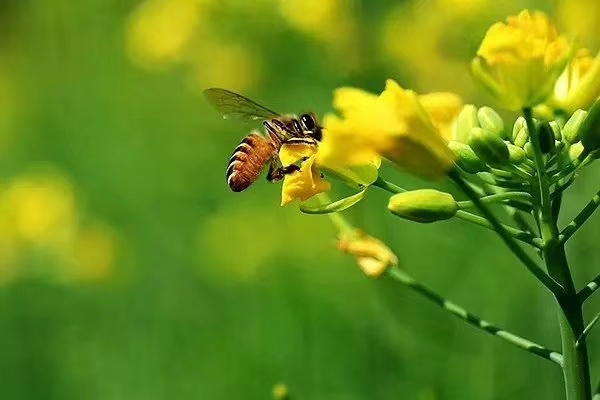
[203,88,280,121]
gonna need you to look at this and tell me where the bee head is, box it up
[300,113,322,141]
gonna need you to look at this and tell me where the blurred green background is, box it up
[0,0,599,398]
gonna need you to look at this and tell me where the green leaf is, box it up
[299,189,368,214]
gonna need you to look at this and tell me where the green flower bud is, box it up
[469,127,509,166]
[477,172,497,185]
[568,142,585,161]
[512,116,527,142]
[455,104,480,143]
[513,127,529,147]
[581,97,600,152]
[562,109,588,144]
[507,142,527,164]
[538,121,556,154]
[388,189,457,223]
[477,106,505,138]
[549,121,562,141]
[448,141,487,173]
[524,142,534,159]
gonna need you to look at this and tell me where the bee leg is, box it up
[266,160,303,182]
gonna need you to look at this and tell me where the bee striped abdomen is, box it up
[226,132,276,192]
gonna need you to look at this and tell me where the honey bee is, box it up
[204,88,322,192]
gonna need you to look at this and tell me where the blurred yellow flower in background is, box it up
[279,141,331,206]
[126,0,260,92]
[0,174,77,246]
[319,80,458,180]
[277,0,360,73]
[0,172,118,284]
[337,229,398,278]
[126,0,206,68]
[472,10,572,110]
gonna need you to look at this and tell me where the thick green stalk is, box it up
[524,108,592,400]
[387,266,562,365]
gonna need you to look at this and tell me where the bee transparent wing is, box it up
[203,88,280,121]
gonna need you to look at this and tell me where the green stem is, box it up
[524,107,592,400]
[549,153,594,185]
[450,170,563,294]
[373,177,540,247]
[457,192,533,209]
[372,177,406,194]
[455,210,542,248]
[578,273,600,303]
[386,266,562,366]
[576,313,600,347]
[559,190,600,243]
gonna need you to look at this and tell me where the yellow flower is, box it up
[279,141,331,206]
[472,10,572,110]
[337,229,398,278]
[551,48,600,113]
[318,79,458,180]
[418,92,463,140]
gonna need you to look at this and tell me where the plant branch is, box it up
[455,210,542,248]
[450,170,563,295]
[560,190,600,243]
[387,266,563,366]
[457,192,533,209]
[578,273,600,304]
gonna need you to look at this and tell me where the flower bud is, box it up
[513,126,529,148]
[549,120,562,141]
[581,97,600,152]
[524,142,534,159]
[477,172,497,185]
[562,109,588,144]
[568,142,585,161]
[477,106,505,138]
[507,142,527,164]
[454,104,480,143]
[538,121,556,154]
[388,189,458,223]
[512,116,527,142]
[448,141,487,173]
[469,127,509,166]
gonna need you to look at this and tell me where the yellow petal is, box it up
[418,92,463,140]
[279,141,317,167]
[337,230,398,278]
[320,80,457,180]
[474,9,572,110]
[280,156,331,206]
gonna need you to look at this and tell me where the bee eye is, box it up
[300,114,316,131]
